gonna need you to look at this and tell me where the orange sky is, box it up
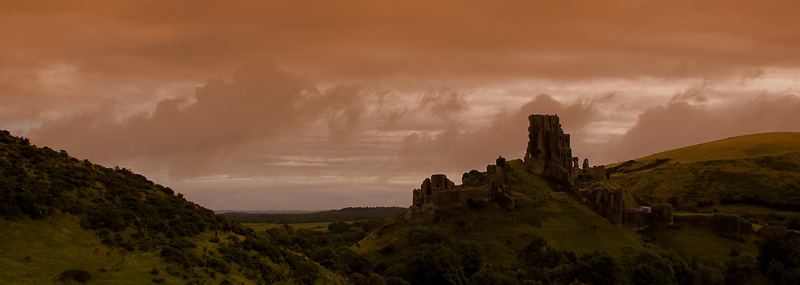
[2,1,800,210]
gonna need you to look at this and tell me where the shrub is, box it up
[379,243,396,255]
[406,227,450,246]
[160,246,194,268]
[55,269,91,283]
[206,258,232,274]
[328,221,352,234]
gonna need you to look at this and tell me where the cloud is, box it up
[32,62,319,176]
[398,93,607,175]
[3,0,800,88]
[597,91,800,163]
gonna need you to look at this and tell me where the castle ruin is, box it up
[403,113,755,235]
[405,172,515,219]
[524,115,575,185]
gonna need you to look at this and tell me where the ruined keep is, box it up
[524,115,575,185]
[403,113,759,236]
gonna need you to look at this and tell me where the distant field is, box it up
[245,222,343,233]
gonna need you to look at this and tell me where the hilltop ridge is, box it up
[633,132,800,164]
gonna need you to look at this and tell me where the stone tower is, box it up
[524,114,575,185]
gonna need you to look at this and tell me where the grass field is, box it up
[0,215,345,285]
[245,222,336,233]
[643,224,759,261]
[0,215,190,285]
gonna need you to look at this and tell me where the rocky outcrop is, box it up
[524,115,574,185]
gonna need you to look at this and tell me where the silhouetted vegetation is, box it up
[608,158,670,174]
[55,269,91,283]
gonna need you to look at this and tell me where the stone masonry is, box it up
[524,115,575,185]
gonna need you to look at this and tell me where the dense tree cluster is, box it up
[366,222,799,285]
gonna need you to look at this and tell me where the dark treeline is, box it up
[222,206,407,224]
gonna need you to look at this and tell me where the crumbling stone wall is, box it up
[624,209,652,230]
[577,182,624,224]
[406,173,516,219]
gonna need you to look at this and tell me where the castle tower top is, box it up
[525,114,574,178]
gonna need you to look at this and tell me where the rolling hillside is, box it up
[632,132,800,164]
[0,131,345,284]
[4,129,800,284]
[608,132,800,213]
[354,159,768,284]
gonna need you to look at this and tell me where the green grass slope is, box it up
[355,159,761,281]
[632,132,800,164]
[609,132,800,227]
[0,130,344,284]
[356,195,648,267]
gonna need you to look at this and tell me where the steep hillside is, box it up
[0,131,345,284]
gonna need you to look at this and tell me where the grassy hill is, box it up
[0,130,346,284]
[354,160,767,284]
[608,132,800,228]
[633,132,800,164]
